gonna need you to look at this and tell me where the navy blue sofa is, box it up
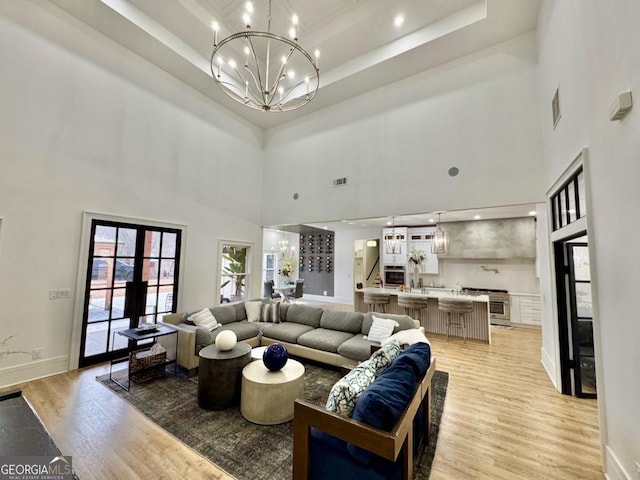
[293,342,435,480]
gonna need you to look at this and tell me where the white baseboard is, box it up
[605,445,633,480]
[540,346,558,390]
[0,356,69,389]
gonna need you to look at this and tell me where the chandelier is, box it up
[385,217,402,255]
[432,213,450,255]
[210,1,320,112]
[278,231,289,256]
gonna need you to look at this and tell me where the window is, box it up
[552,87,561,129]
[220,243,251,303]
[551,166,586,232]
[263,252,277,283]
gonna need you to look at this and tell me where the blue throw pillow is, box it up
[348,362,417,464]
[392,342,431,380]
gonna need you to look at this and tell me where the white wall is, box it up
[538,1,640,478]
[0,1,264,386]
[262,33,545,226]
[435,258,539,293]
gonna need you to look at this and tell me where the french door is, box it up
[555,236,596,398]
[79,220,181,367]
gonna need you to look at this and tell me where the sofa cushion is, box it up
[210,305,237,325]
[286,304,323,328]
[279,302,290,322]
[362,312,415,335]
[195,327,213,353]
[187,308,220,332]
[365,316,398,343]
[261,302,281,323]
[336,334,373,362]
[349,362,417,464]
[367,341,401,376]
[381,328,430,347]
[234,302,247,321]
[325,362,376,414]
[210,321,260,342]
[262,323,314,343]
[392,342,432,380]
[297,328,354,354]
[245,301,262,322]
[320,310,363,334]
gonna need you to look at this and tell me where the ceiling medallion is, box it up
[210,0,320,112]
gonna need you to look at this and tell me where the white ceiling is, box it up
[49,0,541,130]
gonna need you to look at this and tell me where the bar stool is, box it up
[397,294,429,322]
[438,298,474,342]
[363,292,391,313]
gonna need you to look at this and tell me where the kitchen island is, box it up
[354,288,491,343]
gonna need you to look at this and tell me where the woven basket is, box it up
[129,349,166,384]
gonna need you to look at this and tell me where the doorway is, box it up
[79,220,181,367]
[554,234,596,398]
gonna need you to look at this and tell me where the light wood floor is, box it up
[5,315,603,479]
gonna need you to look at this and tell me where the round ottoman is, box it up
[198,342,251,410]
[241,359,305,425]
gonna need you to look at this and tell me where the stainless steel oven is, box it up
[383,266,406,288]
[463,287,511,326]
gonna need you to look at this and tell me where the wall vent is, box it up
[332,177,348,187]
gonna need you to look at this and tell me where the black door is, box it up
[555,236,596,398]
[79,220,181,367]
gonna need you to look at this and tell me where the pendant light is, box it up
[385,216,401,254]
[432,213,449,255]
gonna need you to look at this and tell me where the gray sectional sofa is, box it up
[162,301,421,375]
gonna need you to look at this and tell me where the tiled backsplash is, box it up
[418,258,539,293]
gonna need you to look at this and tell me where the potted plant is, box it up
[221,246,247,301]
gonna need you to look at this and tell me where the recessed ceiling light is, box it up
[323,226,328,230]
[474,215,481,220]
[429,218,435,223]
[348,222,354,225]
[529,210,537,216]
[394,15,404,28]
[341,220,348,223]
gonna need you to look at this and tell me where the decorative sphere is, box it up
[215,330,237,351]
[263,343,288,371]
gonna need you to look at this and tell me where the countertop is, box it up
[356,287,489,302]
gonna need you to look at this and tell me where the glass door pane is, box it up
[80,221,181,367]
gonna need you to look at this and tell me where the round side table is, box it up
[241,359,305,425]
[198,342,251,410]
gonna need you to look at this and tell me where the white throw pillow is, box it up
[245,301,263,322]
[187,308,219,331]
[365,315,399,344]
[381,329,430,347]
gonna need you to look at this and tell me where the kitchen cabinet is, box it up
[382,227,407,265]
[510,293,541,325]
[408,227,439,274]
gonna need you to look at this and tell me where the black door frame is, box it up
[79,219,181,367]
[553,230,596,398]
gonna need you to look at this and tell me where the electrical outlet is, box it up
[32,348,43,360]
[49,288,70,300]
[323,291,327,296]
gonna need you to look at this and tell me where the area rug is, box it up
[98,362,448,480]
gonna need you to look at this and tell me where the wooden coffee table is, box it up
[240,359,305,425]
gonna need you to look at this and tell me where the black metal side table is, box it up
[109,323,178,391]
